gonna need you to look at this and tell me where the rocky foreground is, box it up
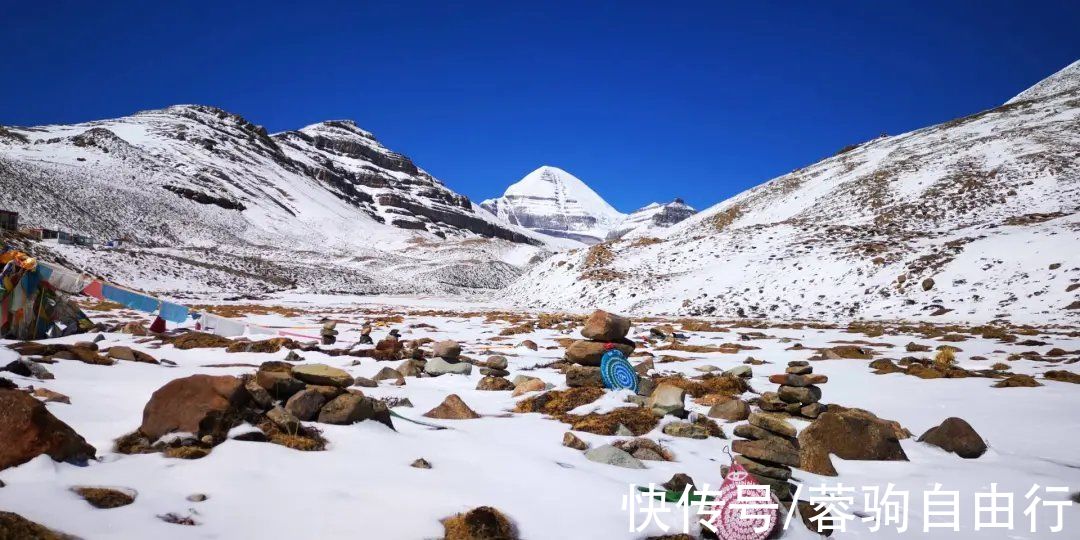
[1,301,1079,539]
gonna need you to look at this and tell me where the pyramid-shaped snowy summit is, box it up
[481,166,625,243]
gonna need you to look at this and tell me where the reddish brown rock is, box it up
[423,394,480,420]
[565,339,635,366]
[798,409,908,476]
[139,375,248,441]
[0,389,96,471]
[581,310,631,341]
[918,417,987,458]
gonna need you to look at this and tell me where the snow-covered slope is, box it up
[0,105,555,295]
[606,199,696,240]
[1005,59,1080,104]
[480,166,625,244]
[504,60,1080,325]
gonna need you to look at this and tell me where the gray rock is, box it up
[585,444,646,469]
[266,406,301,433]
[724,365,753,378]
[615,424,635,436]
[285,389,326,421]
[317,393,393,429]
[645,383,686,417]
[662,421,709,439]
[352,376,378,388]
[425,357,472,376]
[244,377,274,409]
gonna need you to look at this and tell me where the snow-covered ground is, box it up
[2,297,1078,539]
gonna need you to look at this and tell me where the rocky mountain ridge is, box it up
[0,105,552,295]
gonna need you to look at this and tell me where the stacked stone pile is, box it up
[731,412,800,502]
[760,360,828,419]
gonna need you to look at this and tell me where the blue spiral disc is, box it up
[600,348,639,393]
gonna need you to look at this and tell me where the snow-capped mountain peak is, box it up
[606,198,697,240]
[480,165,625,244]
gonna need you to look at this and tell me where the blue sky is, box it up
[2,1,1077,212]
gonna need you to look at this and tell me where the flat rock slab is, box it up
[292,364,352,388]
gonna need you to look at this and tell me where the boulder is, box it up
[786,365,812,375]
[768,373,827,387]
[566,365,604,388]
[442,506,519,540]
[584,444,646,469]
[707,398,750,421]
[243,377,274,409]
[798,410,908,476]
[778,385,822,404]
[484,355,508,370]
[917,417,987,458]
[284,389,327,421]
[565,339,635,366]
[432,340,462,359]
[423,394,480,420]
[476,376,515,391]
[511,378,546,396]
[3,359,52,380]
[266,406,301,433]
[425,357,473,377]
[645,383,686,417]
[106,346,157,364]
[317,394,393,428]
[0,511,72,539]
[255,370,306,400]
[372,367,405,383]
[662,421,709,439]
[352,376,378,388]
[291,364,352,388]
[800,403,826,418]
[724,365,753,378]
[140,375,248,441]
[396,359,425,377]
[562,431,589,450]
[581,310,631,341]
[519,340,538,351]
[0,389,96,471]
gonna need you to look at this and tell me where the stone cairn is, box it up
[758,360,828,419]
[563,310,637,388]
[729,361,830,504]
